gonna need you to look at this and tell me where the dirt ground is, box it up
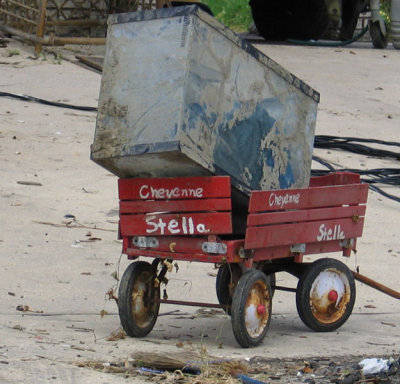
[0,35,399,384]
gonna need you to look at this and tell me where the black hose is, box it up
[314,135,400,160]
[0,91,97,112]
[288,25,369,47]
[312,155,336,171]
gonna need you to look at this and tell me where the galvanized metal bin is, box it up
[91,6,319,195]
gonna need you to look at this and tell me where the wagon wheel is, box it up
[231,270,272,348]
[296,258,356,332]
[118,261,160,337]
[216,263,242,315]
[370,21,388,49]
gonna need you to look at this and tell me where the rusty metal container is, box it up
[91,6,319,195]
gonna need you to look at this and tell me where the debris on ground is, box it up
[105,328,126,342]
[74,353,400,383]
[15,304,44,313]
[359,357,391,375]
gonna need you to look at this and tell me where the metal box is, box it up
[91,6,319,195]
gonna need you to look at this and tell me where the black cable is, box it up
[313,135,400,202]
[316,135,400,147]
[312,155,336,171]
[314,135,400,160]
[368,185,400,203]
[0,91,97,112]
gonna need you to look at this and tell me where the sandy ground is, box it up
[0,36,399,383]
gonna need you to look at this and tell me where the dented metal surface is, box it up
[91,6,319,194]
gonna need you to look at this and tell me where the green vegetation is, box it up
[8,49,20,57]
[380,0,391,28]
[202,0,252,32]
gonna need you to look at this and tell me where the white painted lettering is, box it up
[139,185,150,199]
[196,223,208,233]
[168,219,180,234]
[317,224,325,242]
[157,218,167,235]
[145,215,209,235]
[317,224,346,242]
[188,217,194,234]
[145,216,158,234]
[268,192,301,209]
[182,216,188,234]
[138,184,204,200]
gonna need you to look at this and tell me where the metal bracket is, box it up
[291,243,306,253]
[238,247,254,259]
[133,236,159,248]
[202,242,227,254]
[340,238,354,249]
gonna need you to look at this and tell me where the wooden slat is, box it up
[247,205,366,227]
[120,212,232,236]
[120,198,231,214]
[249,183,368,213]
[245,217,364,249]
[309,172,361,187]
[119,176,231,201]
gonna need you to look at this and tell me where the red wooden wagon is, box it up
[115,172,388,347]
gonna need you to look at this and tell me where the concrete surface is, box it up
[0,38,399,383]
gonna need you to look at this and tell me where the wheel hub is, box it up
[257,304,266,315]
[328,289,338,302]
[244,284,270,338]
[310,269,350,323]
